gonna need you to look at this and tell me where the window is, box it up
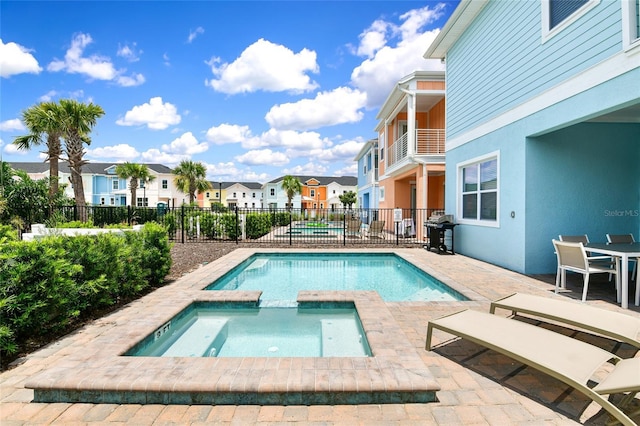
[112,179,119,190]
[252,192,256,198]
[110,198,115,206]
[162,179,168,189]
[379,187,385,201]
[458,153,499,225]
[139,179,145,188]
[100,197,105,205]
[310,189,315,197]
[233,192,236,198]
[333,190,336,194]
[252,203,255,208]
[215,191,219,199]
[242,192,246,198]
[622,0,640,49]
[380,147,385,161]
[244,203,248,208]
[542,0,599,41]
[270,188,275,196]
[363,165,367,174]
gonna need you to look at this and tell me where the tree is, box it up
[57,99,105,214]
[281,175,302,211]
[339,190,357,209]
[13,102,63,201]
[115,163,156,207]
[172,160,212,204]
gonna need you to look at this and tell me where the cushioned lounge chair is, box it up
[367,220,385,239]
[490,293,640,349]
[426,309,640,426]
[345,219,362,238]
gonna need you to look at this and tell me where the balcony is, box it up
[387,129,445,170]
[365,168,378,184]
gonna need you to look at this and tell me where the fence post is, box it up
[343,213,346,246]
[235,206,239,244]
[181,205,185,244]
[289,210,292,246]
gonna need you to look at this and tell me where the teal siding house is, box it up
[425,0,640,274]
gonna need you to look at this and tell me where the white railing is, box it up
[366,169,378,184]
[387,129,445,168]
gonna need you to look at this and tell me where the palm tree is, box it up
[12,102,63,201]
[57,99,105,214]
[115,162,156,206]
[281,175,302,211]
[172,160,212,204]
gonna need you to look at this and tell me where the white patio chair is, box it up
[607,234,638,281]
[552,239,619,302]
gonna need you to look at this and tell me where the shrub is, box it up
[245,213,272,239]
[0,222,172,358]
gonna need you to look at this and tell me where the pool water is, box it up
[127,305,372,358]
[206,253,465,302]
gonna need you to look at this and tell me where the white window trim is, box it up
[456,151,500,228]
[379,186,385,202]
[541,0,600,43]
[622,0,640,52]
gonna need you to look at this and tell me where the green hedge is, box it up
[0,222,171,357]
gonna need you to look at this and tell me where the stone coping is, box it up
[24,249,456,405]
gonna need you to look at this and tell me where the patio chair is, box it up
[367,220,385,239]
[490,293,640,349]
[426,309,640,426]
[345,219,362,238]
[553,239,619,302]
[607,234,638,281]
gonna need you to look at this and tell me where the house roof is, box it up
[9,161,173,175]
[267,175,357,186]
[353,138,378,161]
[212,181,263,190]
[423,0,489,59]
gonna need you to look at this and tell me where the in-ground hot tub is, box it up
[126,302,372,358]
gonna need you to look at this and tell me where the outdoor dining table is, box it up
[585,242,640,309]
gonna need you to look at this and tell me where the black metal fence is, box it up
[25,205,447,246]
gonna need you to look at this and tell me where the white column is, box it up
[407,92,416,156]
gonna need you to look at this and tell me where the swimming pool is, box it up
[206,253,466,302]
[126,303,372,358]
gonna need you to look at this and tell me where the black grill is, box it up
[424,214,456,254]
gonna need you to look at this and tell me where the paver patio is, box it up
[2,247,639,425]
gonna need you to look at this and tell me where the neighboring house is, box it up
[225,182,263,209]
[425,0,640,274]
[198,182,230,207]
[263,175,357,210]
[9,162,187,208]
[354,138,380,211]
[374,71,447,238]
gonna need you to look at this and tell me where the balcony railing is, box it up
[387,129,445,168]
[365,169,378,184]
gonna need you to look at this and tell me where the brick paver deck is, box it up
[2,247,639,424]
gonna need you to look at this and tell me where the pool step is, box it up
[245,258,268,271]
[162,318,228,357]
[321,319,368,357]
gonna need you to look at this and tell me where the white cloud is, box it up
[311,138,365,162]
[38,90,58,102]
[333,163,358,177]
[0,39,42,78]
[350,4,446,108]
[161,132,208,155]
[163,53,170,67]
[3,143,26,155]
[243,128,332,152]
[235,149,289,166]
[205,162,270,183]
[140,148,189,166]
[187,27,204,43]
[205,123,252,145]
[265,87,367,131]
[86,144,140,161]
[117,43,142,62]
[47,33,145,87]
[282,162,328,176]
[116,73,145,87]
[0,118,25,131]
[116,97,181,130]
[205,38,319,94]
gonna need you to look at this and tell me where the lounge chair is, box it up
[553,239,619,302]
[426,309,640,426]
[490,293,640,349]
[345,219,362,238]
[367,220,385,239]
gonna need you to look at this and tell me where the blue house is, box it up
[354,138,379,212]
[425,0,640,274]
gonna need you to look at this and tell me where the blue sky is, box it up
[0,1,456,183]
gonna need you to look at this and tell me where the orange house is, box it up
[300,178,326,210]
[374,71,446,239]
